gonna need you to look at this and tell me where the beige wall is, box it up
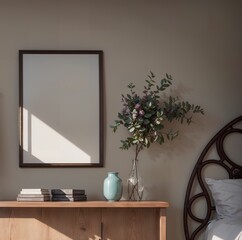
[0,0,241,239]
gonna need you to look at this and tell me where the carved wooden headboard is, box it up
[183,116,242,240]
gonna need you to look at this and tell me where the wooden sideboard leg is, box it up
[159,208,167,240]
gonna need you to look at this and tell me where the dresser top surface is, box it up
[0,200,169,208]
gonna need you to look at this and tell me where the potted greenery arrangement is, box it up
[111,72,204,200]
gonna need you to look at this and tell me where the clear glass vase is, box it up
[127,159,144,201]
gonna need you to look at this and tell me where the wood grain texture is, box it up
[159,208,167,240]
[0,208,101,240]
[102,208,159,240]
[0,201,168,240]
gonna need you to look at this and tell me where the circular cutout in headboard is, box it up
[183,116,242,240]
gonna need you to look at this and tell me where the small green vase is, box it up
[103,172,123,201]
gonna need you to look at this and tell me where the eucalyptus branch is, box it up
[110,72,204,152]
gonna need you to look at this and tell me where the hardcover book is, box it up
[51,196,87,202]
[17,197,51,202]
[18,194,50,198]
[51,189,85,195]
[20,189,50,194]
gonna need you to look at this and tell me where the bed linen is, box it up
[205,217,242,240]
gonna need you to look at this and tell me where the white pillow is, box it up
[205,178,242,219]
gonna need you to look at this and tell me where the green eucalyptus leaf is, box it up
[129,127,135,132]
[111,72,204,151]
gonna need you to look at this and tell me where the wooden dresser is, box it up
[0,201,169,240]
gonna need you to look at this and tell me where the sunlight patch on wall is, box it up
[23,108,91,163]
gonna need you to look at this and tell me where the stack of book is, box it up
[17,189,51,202]
[51,189,87,201]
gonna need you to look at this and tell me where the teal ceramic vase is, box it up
[103,172,123,201]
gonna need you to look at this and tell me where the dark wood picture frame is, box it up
[19,50,104,167]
